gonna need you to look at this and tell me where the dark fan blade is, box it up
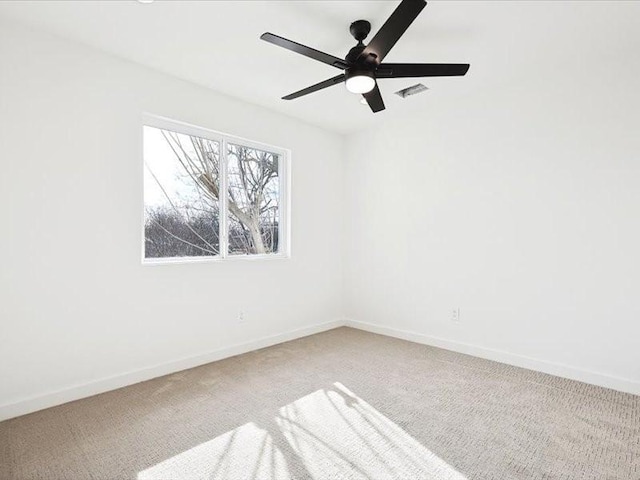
[359,0,426,64]
[377,63,470,78]
[362,83,385,113]
[261,33,348,69]
[282,74,345,100]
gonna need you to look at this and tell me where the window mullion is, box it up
[278,152,285,256]
[220,138,229,258]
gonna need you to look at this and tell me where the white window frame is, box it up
[141,113,291,265]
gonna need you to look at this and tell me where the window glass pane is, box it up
[143,126,220,259]
[227,143,280,255]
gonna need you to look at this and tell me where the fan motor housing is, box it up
[344,66,375,83]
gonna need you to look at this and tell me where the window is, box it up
[143,115,289,263]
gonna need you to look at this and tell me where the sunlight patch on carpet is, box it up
[137,382,466,480]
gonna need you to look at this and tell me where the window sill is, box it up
[142,253,290,266]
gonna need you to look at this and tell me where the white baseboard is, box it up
[344,318,640,396]
[3,317,636,422]
[0,319,343,422]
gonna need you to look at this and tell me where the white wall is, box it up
[344,42,640,393]
[0,21,344,417]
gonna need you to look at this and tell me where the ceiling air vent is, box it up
[394,83,428,98]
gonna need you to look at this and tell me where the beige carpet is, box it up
[1,327,638,480]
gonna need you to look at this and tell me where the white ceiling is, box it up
[0,1,638,134]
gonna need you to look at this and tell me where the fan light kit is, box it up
[345,72,376,94]
[261,0,469,113]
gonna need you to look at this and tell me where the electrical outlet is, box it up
[452,308,460,323]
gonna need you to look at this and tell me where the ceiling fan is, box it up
[260,0,469,113]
